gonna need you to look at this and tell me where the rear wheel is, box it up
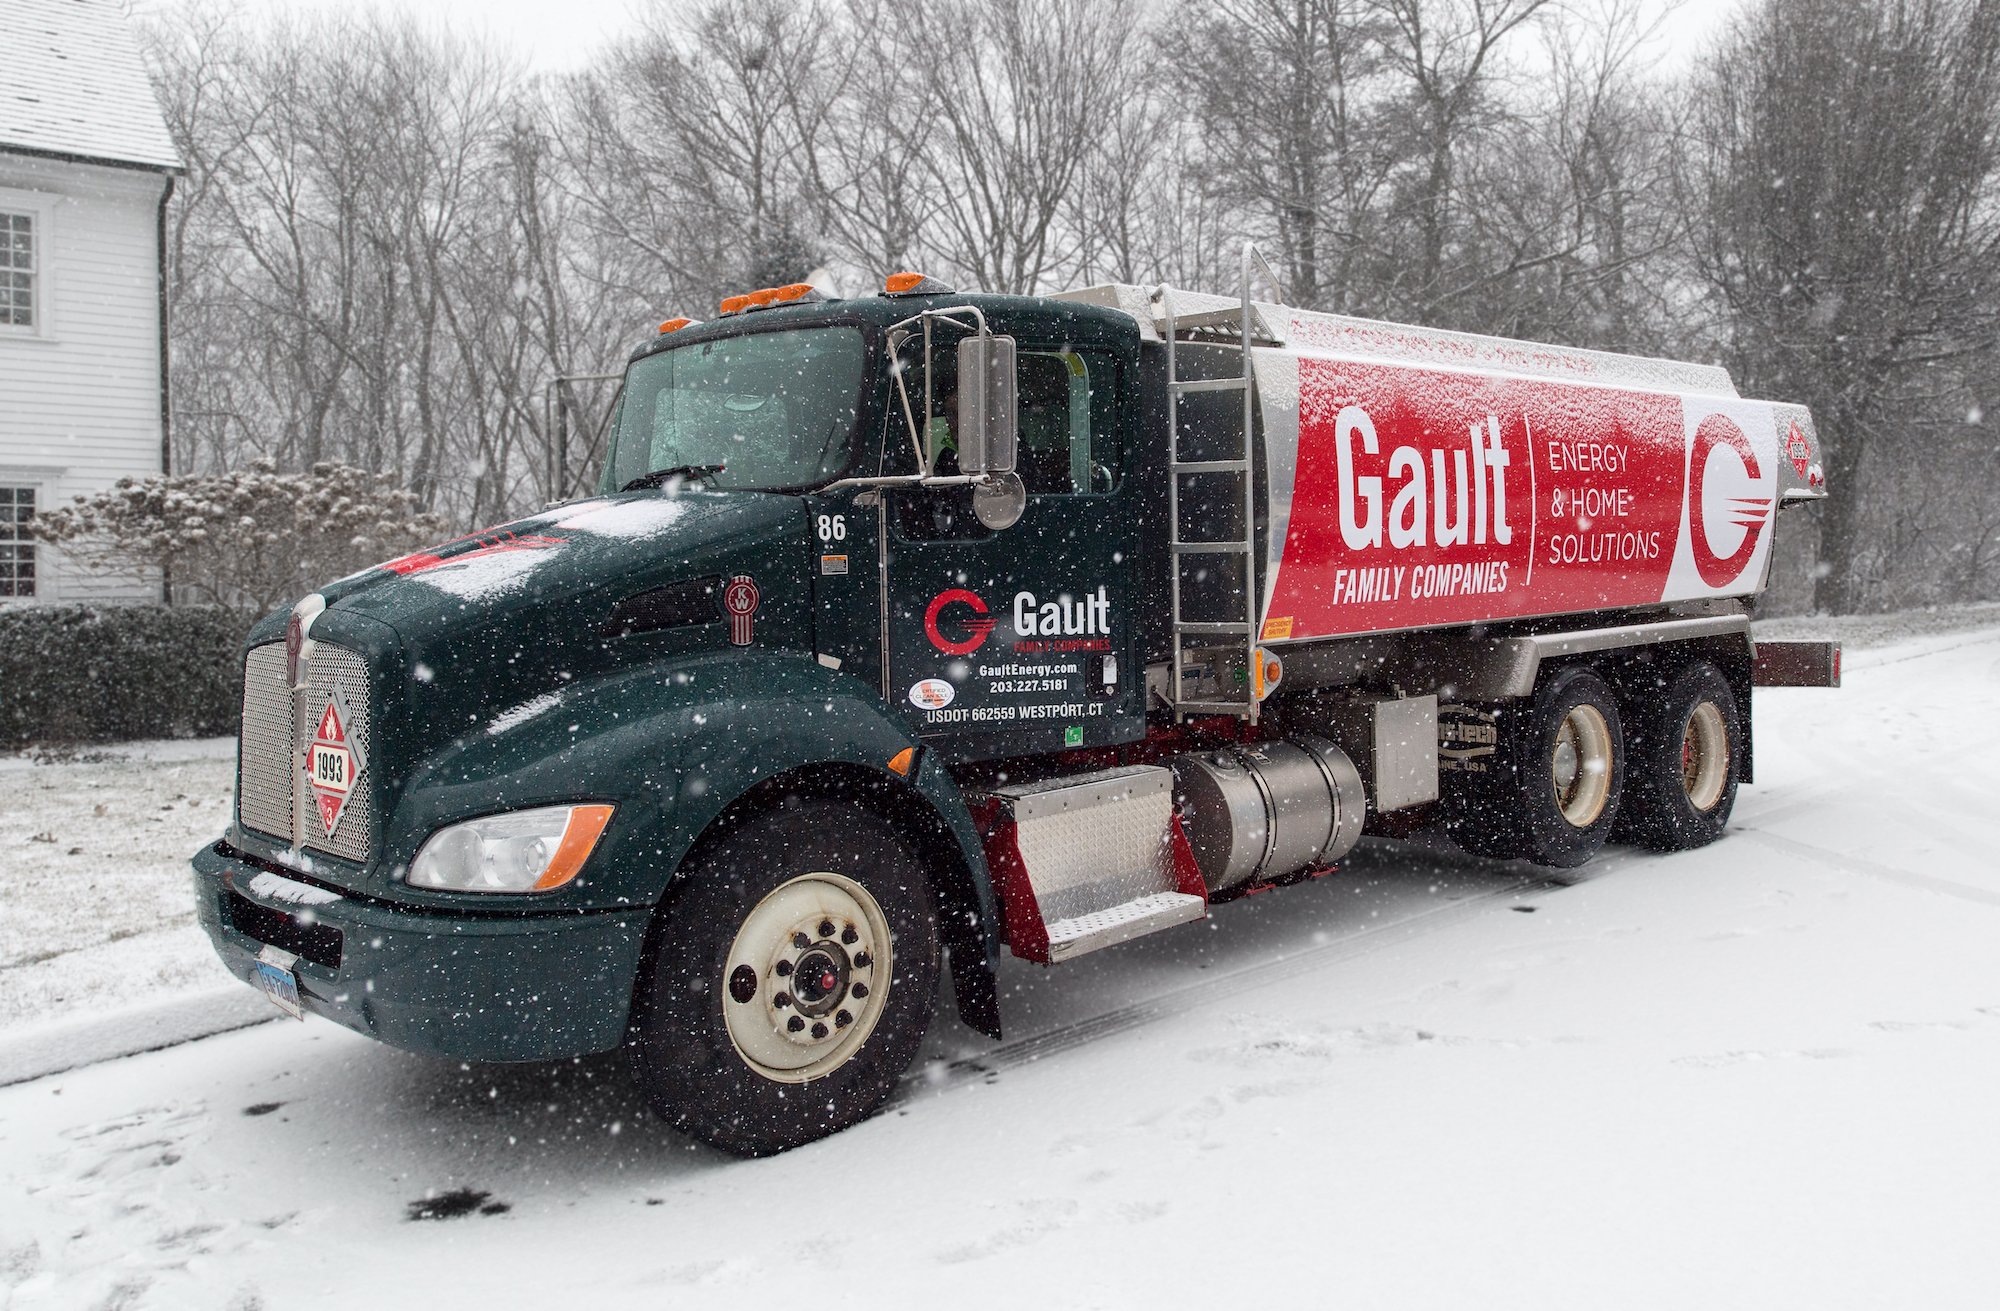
[627,800,940,1156]
[1618,660,1742,851]
[1448,665,1626,868]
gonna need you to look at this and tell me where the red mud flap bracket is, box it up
[1753,640,1842,688]
[974,765,1208,965]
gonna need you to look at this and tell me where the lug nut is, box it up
[835,1009,852,1027]
[792,931,810,949]
[840,926,858,945]
[853,951,872,969]
[818,920,835,938]
[774,992,792,1008]
[774,959,793,977]
[810,1022,829,1040]
[787,1016,805,1033]
[851,982,869,999]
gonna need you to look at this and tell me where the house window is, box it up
[0,212,33,329]
[0,486,35,598]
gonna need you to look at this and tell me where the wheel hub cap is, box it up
[1551,704,1614,828]
[721,871,892,1084]
[1681,701,1730,812]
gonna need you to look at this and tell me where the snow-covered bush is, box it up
[0,606,247,745]
[30,461,450,612]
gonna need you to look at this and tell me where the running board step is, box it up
[980,764,1208,964]
[1046,892,1207,963]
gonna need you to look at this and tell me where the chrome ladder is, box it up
[1160,243,1280,722]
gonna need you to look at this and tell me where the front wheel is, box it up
[628,800,940,1156]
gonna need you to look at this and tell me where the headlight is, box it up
[406,804,614,893]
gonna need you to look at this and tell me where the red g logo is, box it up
[924,588,996,655]
[1689,415,1772,588]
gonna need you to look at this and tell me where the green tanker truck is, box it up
[194,255,1838,1155]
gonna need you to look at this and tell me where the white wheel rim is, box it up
[722,871,892,1085]
[1681,701,1730,812]
[1550,703,1614,828]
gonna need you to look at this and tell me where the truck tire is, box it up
[1449,665,1626,869]
[627,800,940,1156]
[1617,659,1741,851]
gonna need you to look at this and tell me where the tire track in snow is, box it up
[896,868,1566,1104]
[1733,826,2000,909]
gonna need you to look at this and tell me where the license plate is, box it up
[252,945,305,1020]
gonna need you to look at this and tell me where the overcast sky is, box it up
[141,0,1748,77]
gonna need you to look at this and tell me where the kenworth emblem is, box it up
[304,688,368,836]
[724,575,760,646]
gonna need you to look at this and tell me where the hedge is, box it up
[0,605,253,745]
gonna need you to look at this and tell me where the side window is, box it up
[1,210,37,330]
[0,486,37,598]
[1016,350,1117,495]
[897,346,1119,541]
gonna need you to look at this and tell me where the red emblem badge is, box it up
[304,692,368,836]
[1785,419,1812,479]
[723,575,760,646]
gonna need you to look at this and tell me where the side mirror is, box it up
[955,334,1017,478]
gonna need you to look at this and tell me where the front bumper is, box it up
[193,841,653,1062]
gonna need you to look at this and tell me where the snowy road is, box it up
[4,628,2000,1308]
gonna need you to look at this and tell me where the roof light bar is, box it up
[716,282,828,317]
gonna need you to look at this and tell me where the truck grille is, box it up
[237,640,375,863]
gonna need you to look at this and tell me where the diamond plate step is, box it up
[1045,892,1207,963]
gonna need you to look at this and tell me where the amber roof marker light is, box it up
[884,271,955,296]
[657,317,696,334]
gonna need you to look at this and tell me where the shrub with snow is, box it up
[30,461,451,612]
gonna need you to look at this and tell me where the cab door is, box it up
[884,345,1142,761]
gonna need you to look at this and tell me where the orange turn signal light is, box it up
[657,317,693,334]
[531,804,616,891]
[886,747,917,777]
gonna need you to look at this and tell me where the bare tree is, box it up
[886,0,1144,294]
[1682,0,2000,612]
[1158,0,1401,311]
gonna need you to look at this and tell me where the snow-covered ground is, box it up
[2,618,1998,1307]
[0,739,234,1034]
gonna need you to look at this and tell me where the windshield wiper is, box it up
[620,463,726,493]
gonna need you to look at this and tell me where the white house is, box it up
[1,0,181,605]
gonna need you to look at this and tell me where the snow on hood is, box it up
[312,490,801,636]
[395,499,699,605]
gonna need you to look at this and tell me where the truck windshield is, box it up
[602,326,867,493]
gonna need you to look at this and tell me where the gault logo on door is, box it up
[925,585,1114,656]
[304,690,368,836]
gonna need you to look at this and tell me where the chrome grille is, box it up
[236,639,376,863]
[237,644,292,841]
